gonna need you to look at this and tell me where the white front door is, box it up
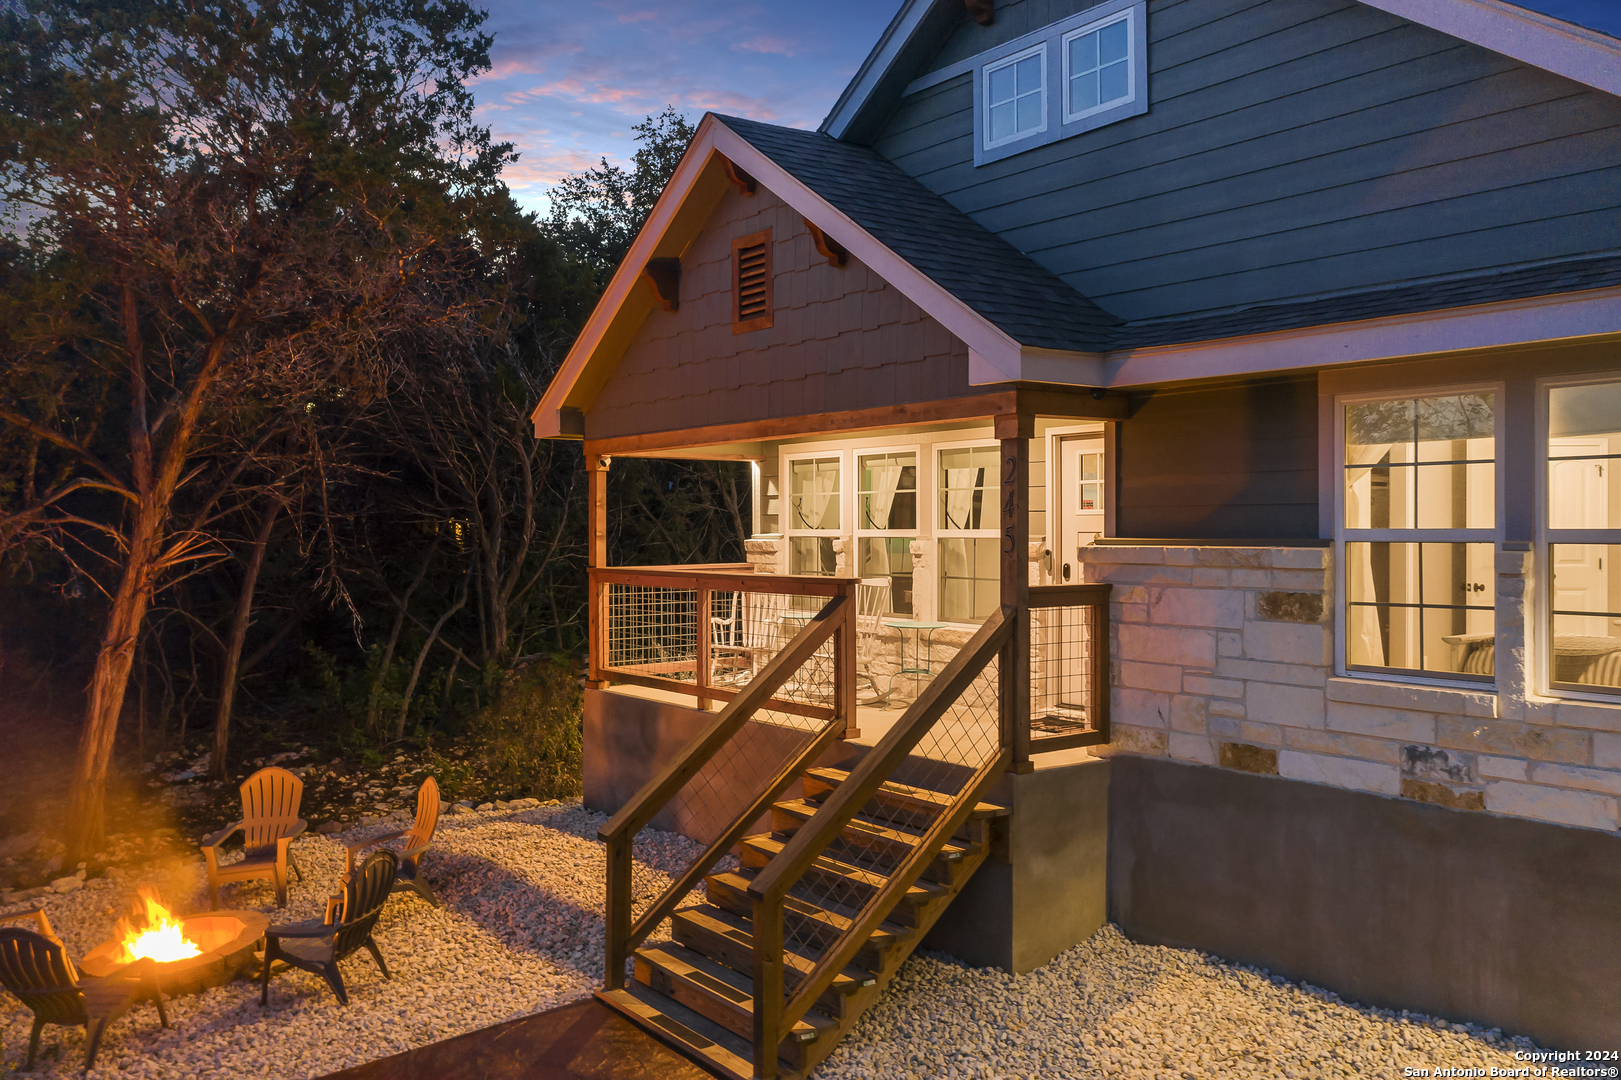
[1056,435,1105,584]
[1550,437,1609,634]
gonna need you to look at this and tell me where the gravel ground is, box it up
[0,800,701,1079]
[3,804,1554,1080]
[818,927,1547,1080]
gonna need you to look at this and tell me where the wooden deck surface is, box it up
[316,998,720,1080]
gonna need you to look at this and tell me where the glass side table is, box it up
[882,620,949,706]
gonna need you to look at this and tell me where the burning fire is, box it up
[112,889,201,965]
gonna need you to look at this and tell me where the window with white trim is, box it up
[856,450,917,615]
[1546,381,1621,693]
[1062,10,1134,123]
[969,0,1148,167]
[938,444,999,624]
[1340,393,1497,680]
[983,45,1046,149]
[787,454,840,576]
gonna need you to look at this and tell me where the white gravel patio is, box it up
[1,800,1550,1079]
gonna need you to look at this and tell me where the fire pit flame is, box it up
[113,888,201,965]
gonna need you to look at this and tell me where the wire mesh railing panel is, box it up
[775,650,1003,973]
[630,629,841,930]
[1029,602,1105,742]
[606,583,698,680]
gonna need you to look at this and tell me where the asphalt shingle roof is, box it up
[718,115,1123,352]
[721,115,1621,358]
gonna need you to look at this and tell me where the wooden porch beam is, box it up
[997,411,1033,773]
[587,454,610,689]
[581,385,1125,457]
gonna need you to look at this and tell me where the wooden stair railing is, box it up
[598,593,853,993]
[597,606,1015,1080]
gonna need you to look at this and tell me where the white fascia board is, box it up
[1102,286,1621,387]
[822,0,936,139]
[531,114,730,436]
[709,121,1021,368]
[1360,0,1621,98]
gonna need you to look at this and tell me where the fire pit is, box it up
[78,891,268,997]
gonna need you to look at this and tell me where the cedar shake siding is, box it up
[586,185,974,442]
[872,0,1621,322]
[1116,375,1318,539]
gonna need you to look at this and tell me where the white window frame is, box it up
[1536,373,1621,701]
[964,0,1149,167]
[935,439,1001,627]
[1333,385,1504,689]
[1061,8,1137,125]
[784,449,847,577]
[981,43,1048,151]
[853,444,921,615]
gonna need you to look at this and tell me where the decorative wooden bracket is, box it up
[721,157,757,195]
[642,258,681,311]
[802,217,849,268]
[965,0,993,26]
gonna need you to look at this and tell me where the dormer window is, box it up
[984,45,1045,148]
[968,0,1148,167]
[1063,11,1134,123]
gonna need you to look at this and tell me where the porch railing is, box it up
[1019,583,1112,763]
[589,564,858,721]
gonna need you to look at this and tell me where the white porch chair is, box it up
[856,577,892,706]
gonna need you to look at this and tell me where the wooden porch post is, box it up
[588,454,610,689]
[997,412,1033,773]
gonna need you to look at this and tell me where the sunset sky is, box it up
[473,0,1621,217]
[472,0,902,214]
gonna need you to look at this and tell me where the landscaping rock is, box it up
[447,804,473,816]
[314,822,344,835]
[475,802,494,811]
[50,876,81,894]
[493,800,511,810]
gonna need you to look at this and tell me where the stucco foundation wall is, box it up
[583,688,845,844]
[1108,755,1621,1049]
[1080,545,1621,834]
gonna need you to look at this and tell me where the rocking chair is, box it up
[0,925,169,1072]
[260,849,398,1007]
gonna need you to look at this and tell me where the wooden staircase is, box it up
[598,765,1010,1079]
[595,602,1015,1080]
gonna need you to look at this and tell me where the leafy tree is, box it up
[543,106,696,285]
[0,0,514,855]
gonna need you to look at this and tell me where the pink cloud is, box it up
[734,35,794,56]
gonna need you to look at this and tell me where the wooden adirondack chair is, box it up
[200,766,307,909]
[344,776,442,905]
[0,926,169,1072]
[259,849,398,1007]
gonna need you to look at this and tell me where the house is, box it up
[533,0,1621,1074]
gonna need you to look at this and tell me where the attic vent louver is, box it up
[732,229,772,333]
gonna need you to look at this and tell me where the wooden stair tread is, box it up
[596,986,758,1080]
[772,799,979,862]
[671,904,877,997]
[738,834,948,904]
[803,766,1010,819]
[637,944,837,1040]
[705,872,912,949]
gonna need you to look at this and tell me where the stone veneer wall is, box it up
[1080,545,1621,834]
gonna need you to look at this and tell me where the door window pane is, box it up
[1345,542,1494,676]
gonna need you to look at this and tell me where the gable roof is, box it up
[822,0,1621,142]
[716,116,1121,353]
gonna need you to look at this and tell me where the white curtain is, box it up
[1345,443,1391,665]
[865,464,902,575]
[944,468,976,530]
[796,463,837,530]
